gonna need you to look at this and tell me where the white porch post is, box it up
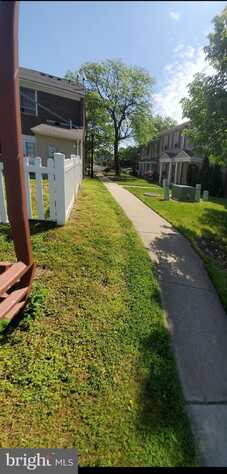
[179,162,183,184]
[168,161,172,184]
[174,162,178,184]
[159,162,163,184]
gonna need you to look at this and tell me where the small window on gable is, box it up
[20,87,37,116]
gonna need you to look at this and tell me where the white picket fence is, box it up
[0,153,82,226]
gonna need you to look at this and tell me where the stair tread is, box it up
[3,301,25,321]
[0,287,28,319]
[0,262,27,296]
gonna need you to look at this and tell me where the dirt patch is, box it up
[34,265,52,280]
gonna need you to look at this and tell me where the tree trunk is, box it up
[114,138,120,176]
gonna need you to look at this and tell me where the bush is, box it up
[187,164,199,187]
[198,157,224,197]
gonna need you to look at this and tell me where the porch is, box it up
[159,151,203,185]
[138,160,157,177]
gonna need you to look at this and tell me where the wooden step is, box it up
[0,262,12,275]
[0,287,28,320]
[0,262,27,296]
[3,301,25,321]
[0,293,9,299]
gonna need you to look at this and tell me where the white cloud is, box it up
[164,64,174,72]
[169,11,180,21]
[173,44,184,54]
[153,44,215,123]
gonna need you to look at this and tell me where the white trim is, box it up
[22,135,37,159]
[20,78,82,102]
[160,150,203,165]
[160,152,172,163]
[139,160,157,164]
[31,124,83,141]
[175,150,192,162]
[35,90,38,117]
[22,134,36,143]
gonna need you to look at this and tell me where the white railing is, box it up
[0,152,82,226]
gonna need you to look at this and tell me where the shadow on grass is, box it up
[198,207,227,242]
[108,174,158,185]
[136,325,195,464]
[0,220,57,243]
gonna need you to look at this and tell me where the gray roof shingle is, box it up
[19,67,85,97]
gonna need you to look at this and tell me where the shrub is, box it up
[198,157,224,197]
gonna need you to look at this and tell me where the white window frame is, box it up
[48,144,58,159]
[22,135,37,159]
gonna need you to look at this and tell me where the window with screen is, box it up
[20,87,37,115]
[23,137,37,158]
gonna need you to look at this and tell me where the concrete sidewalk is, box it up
[102,176,227,467]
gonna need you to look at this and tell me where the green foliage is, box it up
[181,6,227,167]
[199,156,211,191]
[67,59,154,175]
[133,113,177,146]
[132,109,156,145]
[119,145,139,173]
[197,157,224,197]
[187,164,200,187]
[181,73,227,161]
[83,90,114,153]
[152,115,177,135]
[204,6,227,73]
[210,163,224,197]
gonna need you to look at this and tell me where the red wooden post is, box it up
[0,1,33,267]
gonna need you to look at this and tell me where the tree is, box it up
[181,73,227,162]
[119,145,139,173]
[133,112,177,146]
[204,6,227,74]
[68,59,154,175]
[151,115,177,134]
[83,90,114,173]
[65,70,114,173]
[181,6,227,166]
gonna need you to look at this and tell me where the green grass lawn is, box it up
[0,178,195,466]
[117,177,227,312]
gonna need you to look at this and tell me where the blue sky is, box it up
[19,1,226,122]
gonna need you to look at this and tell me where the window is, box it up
[20,87,37,115]
[169,134,173,150]
[23,136,36,158]
[48,145,57,159]
[174,132,179,148]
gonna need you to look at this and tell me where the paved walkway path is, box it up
[101,176,227,467]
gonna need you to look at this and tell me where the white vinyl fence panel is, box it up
[0,153,82,226]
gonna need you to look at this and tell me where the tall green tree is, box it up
[133,112,176,146]
[66,71,114,172]
[67,59,154,175]
[204,6,227,73]
[119,145,140,173]
[181,6,227,165]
